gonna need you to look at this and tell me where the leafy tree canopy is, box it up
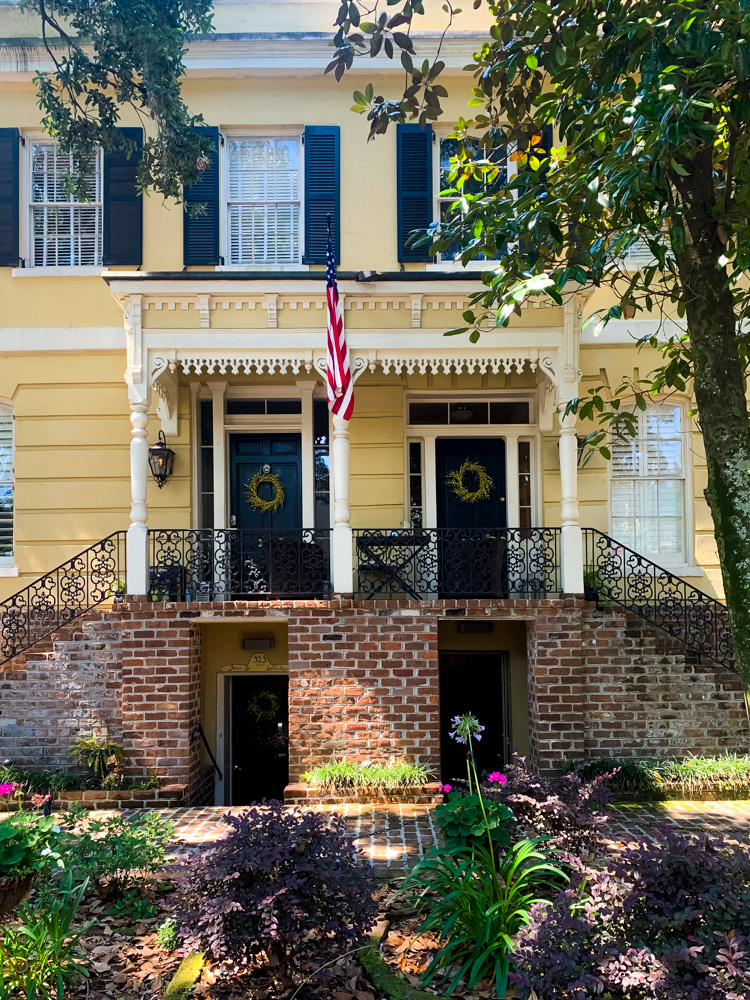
[331,0,750,703]
[20,0,214,199]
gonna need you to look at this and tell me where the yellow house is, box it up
[0,0,743,808]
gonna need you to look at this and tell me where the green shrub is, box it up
[569,753,750,798]
[155,917,181,952]
[68,728,128,788]
[301,758,432,789]
[399,839,566,998]
[0,873,91,1000]
[435,792,515,853]
[59,810,174,906]
[0,766,85,795]
[0,812,63,880]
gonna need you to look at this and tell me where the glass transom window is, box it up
[31,143,103,267]
[610,402,686,562]
[227,138,300,265]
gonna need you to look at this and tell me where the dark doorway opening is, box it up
[229,674,289,804]
[439,651,510,783]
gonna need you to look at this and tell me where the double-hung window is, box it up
[227,137,301,265]
[0,406,13,566]
[30,142,103,267]
[610,402,687,563]
[436,135,506,262]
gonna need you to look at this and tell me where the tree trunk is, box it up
[673,149,750,718]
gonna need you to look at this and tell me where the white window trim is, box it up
[218,128,307,270]
[0,399,14,569]
[428,127,516,270]
[404,392,540,529]
[608,397,694,571]
[21,133,104,271]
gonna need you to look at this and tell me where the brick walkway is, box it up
[160,799,750,877]
[5,800,748,878]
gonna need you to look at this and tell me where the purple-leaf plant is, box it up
[511,828,750,999]
[169,801,378,980]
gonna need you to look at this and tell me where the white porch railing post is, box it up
[331,413,354,595]
[558,408,585,594]
[126,399,150,596]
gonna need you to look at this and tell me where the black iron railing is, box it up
[354,527,562,600]
[0,532,127,664]
[583,528,735,672]
[148,528,332,601]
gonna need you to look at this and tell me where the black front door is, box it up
[435,439,507,596]
[439,651,510,781]
[436,438,507,530]
[230,434,302,531]
[230,674,289,804]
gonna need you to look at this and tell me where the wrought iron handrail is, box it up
[354,527,562,600]
[0,532,127,665]
[149,528,332,601]
[583,528,735,673]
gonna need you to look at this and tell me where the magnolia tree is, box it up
[329,0,750,713]
[19,0,214,197]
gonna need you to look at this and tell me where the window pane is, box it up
[490,401,530,424]
[31,144,102,267]
[200,401,213,447]
[226,399,265,415]
[228,138,300,265]
[409,402,448,425]
[449,402,488,424]
[267,399,302,415]
[0,484,13,557]
[409,441,422,475]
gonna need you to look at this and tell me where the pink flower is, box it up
[439,783,452,794]
[31,793,51,809]
[487,772,507,785]
[0,782,18,797]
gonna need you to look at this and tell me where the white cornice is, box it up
[0,33,483,78]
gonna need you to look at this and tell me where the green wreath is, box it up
[246,690,280,723]
[447,459,494,504]
[246,470,286,513]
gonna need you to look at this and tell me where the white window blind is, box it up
[0,408,13,562]
[227,138,300,265]
[610,402,686,562]
[31,143,103,267]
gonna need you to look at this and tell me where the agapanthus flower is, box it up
[449,713,485,744]
[487,772,507,785]
[0,782,18,796]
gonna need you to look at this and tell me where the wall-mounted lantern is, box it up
[148,430,175,488]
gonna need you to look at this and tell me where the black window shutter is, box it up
[183,126,221,266]
[0,129,19,268]
[397,123,433,263]
[103,127,143,266]
[303,125,339,265]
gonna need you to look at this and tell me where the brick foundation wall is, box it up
[0,597,745,799]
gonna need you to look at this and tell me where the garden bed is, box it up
[285,782,443,805]
[0,784,188,811]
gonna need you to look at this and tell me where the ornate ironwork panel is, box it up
[354,528,562,600]
[583,528,735,673]
[0,532,126,664]
[148,529,331,601]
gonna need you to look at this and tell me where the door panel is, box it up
[230,434,302,531]
[436,438,507,530]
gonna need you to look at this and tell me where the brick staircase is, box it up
[0,609,123,770]
[582,605,746,758]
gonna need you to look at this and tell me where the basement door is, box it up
[439,651,510,782]
[222,673,289,805]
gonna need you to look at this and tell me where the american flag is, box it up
[326,228,353,421]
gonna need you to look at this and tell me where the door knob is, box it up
[230,514,237,527]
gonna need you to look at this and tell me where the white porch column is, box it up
[558,409,585,593]
[331,413,354,595]
[126,397,151,596]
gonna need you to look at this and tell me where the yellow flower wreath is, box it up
[446,459,494,504]
[246,471,286,513]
